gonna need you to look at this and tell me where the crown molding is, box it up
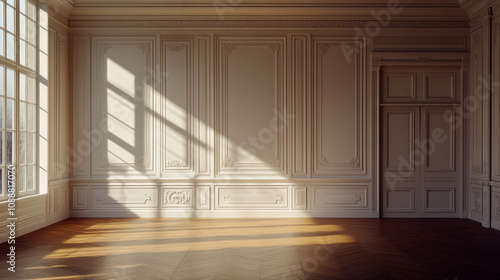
[72,0,461,8]
[69,19,469,29]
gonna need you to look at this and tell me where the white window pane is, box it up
[20,40,26,66]
[0,169,3,196]
[6,32,14,60]
[0,132,3,165]
[27,103,33,131]
[28,1,35,20]
[0,30,4,57]
[19,132,25,164]
[6,68,13,97]
[27,19,35,44]
[20,0,26,14]
[28,44,36,70]
[0,66,4,95]
[6,131,13,165]
[6,98,13,129]
[0,99,3,129]
[27,76,34,102]
[26,132,33,164]
[6,5,13,33]
[20,102,26,130]
[20,15,26,39]
[7,0,15,7]
[19,166,25,192]
[0,3,4,28]
[20,73,26,100]
[27,165,35,191]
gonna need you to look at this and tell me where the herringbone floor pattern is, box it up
[1,218,500,280]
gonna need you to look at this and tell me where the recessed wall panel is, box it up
[92,38,155,175]
[313,38,365,176]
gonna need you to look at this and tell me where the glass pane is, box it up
[19,132,25,164]
[27,19,35,44]
[7,0,15,7]
[19,73,25,100]
[6,5,13,33]
[27,0,35,20]
[0,66,3,95]
[28,76,35,102]
[0,131,3,165]
[27,165,35,191]
[6,68,13,97]
[0,169,3,196]
[20,0,25,14]
[19,102,26,130]
[20,15,25,39]
[19,166,25,192]
[27,44,35,70]
[6,131,13,165]
[0,99,3,129]
[27,103,33,131]
[0,30,4,56]
[20,40,26,66]
[26,132,33,164]
[0,3,4,28]
[6,98,13,129]
[6,32,13,60]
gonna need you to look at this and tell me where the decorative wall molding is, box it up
[373,36,468,52]
[216,186,289,209]
[92,38,156,176]
[166,44,186,52]
[312,37,365,176]
[217,37,286,176]
[69,20,469,29]
[91,187,158,209]
[473,189,482,212]
[494,194,500,218]
[167,160,188,167]
[164,189,193,207]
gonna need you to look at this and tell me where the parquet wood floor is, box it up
[1,218,500,280]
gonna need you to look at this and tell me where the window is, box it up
[0,0,38,200]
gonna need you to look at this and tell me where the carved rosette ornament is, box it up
[319,156,329,167]
[164,190,192,206]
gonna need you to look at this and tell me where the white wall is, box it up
[68,17,470,218]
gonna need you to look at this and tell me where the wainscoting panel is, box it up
[311,185,369,210]
[161,36,194,175]
[215,186,289,210]
[216,37,287,177]
[312,37,366,177]
[91,186,159,210]
[492,185,500,231]
[469,181,483,223]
